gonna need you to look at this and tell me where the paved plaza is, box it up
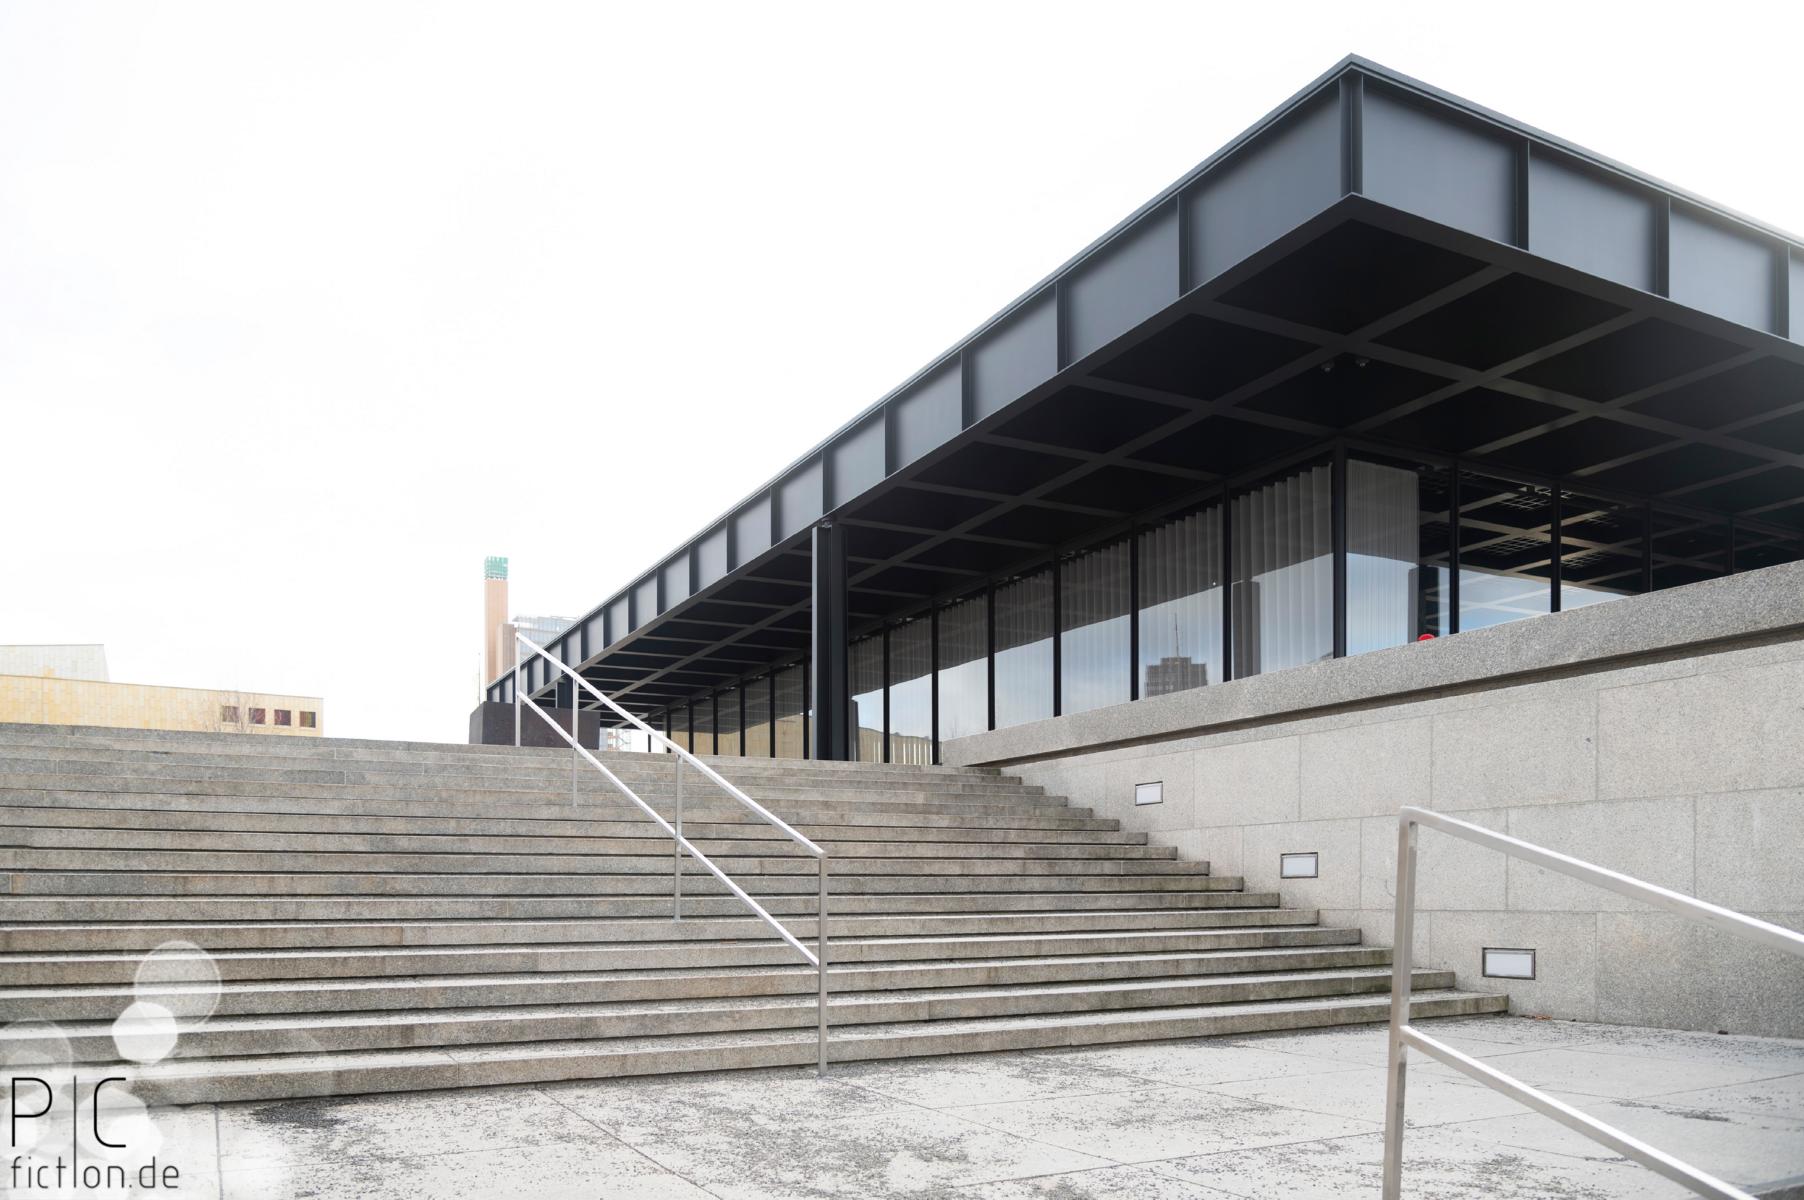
[59,1014,1804,1198]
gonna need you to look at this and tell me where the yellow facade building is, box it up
[0,645,322,736]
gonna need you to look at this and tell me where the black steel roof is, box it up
[501,55,1804,715]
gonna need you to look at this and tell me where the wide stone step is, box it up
[0,804,1143,844]
[0,750,1046,793]
[7,943,1381,1019]
[114,991,1510,1104]
[0,907,1319,952]
[0,889,1280,924]
[0,869,1243,898]
[0,790,1117,833]
[24,966,1455,1063]
[0,927,1350,986]
[0,847,1206,879]
[0,777,1093,820]
[0,826,1177,862]
[0,755,1054,798]
[0,728,1007,778]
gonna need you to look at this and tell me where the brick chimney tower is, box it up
[483,556,513,688]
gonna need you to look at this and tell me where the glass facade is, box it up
[1651,508,1729,590]
[1560,490,1647,609]
[937,593,989,742]
[1347,458,1450,654]
[716,685,743,756]
[1138,504,1223,697]
[1061,541,1131,715]
[993,569,1053,730]
[1233,462,1333,675]
[889,617,933,765]
[1458,471,1555,631]
[655,444,1790,765]
[850,633,884,763]
[773,664,806,759]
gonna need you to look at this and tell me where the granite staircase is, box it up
[0,724,1504,1102]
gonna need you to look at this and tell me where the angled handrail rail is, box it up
[512,634,830,1073]
[1382,806,1804,1200]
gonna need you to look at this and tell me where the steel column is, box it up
[811,521,851,761]
[1380,816,1418,1200]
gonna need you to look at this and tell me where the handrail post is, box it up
[513,660,521,748]
[1381,812,1418,1200]
[817,854,829,1076]
[673,756,684,921]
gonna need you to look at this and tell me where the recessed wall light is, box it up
[1279,852,1319,879]
[1482,948,1536,980]
[1134,781,1163,806]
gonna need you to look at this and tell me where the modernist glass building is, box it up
[483,58,1804,763]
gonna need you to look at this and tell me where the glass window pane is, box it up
[994,569,1053,729]
[1347,459,1451,654]
[850,634,884,762]
[743,677,772,758]
[716,686,743,756]
[1138,503,1224,696]
[1061,541,1130,715]
[937,594,988,741]
[1651,508,1729,590]
[1735,522,1804,573]
[673,705,691,754]
[1560,491,1647,608]
[693,696,715,755]
[1459,472,1554,631]
[889,618,933,765]
[1232,462,1333,675]
[774,665,807,759]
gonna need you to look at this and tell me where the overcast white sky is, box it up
[2,1,1799,742]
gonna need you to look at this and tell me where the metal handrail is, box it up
[1382,806,1804,1200]
[511,634,831,1074]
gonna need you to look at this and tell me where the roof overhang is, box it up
[500,56,1804,716]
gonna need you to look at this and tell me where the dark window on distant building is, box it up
[299,711,317,729]
[248,708,266,725]
[219,705,239,723]
[274,709,292,726]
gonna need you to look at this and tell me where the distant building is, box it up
[0,645,321,736]
[1143,654,1209,697]
[479,555,575,692]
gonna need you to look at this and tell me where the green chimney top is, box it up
[484,556,508,581]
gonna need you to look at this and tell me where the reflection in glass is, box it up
[1651,508,1729,590]
[773,664,806,759]
[671,705,691,754]
[1138,504,1223,697]
[743,677,772,758]
[1734,522,1804,573]
[716,687,742,756]
[994,569,1053,729]
[938,594,988,741]
[1061,541,1130,715]
[1459,472,1554,631]
[1347,459,1450,654]
[1560,491,1646,609]
[1232,463,1333,675]
[889,618,933,765]
[850,634,884,762]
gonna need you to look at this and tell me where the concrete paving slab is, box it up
[221,1139,717,1200]
[51,1011,1804,1198]
[1020,1039,1372,1088]
[949,1084,1378,1164]
[1145,1125,1687,1199]
[624,1104,1112,1198]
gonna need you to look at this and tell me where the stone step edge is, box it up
[119,992,1511,1103]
